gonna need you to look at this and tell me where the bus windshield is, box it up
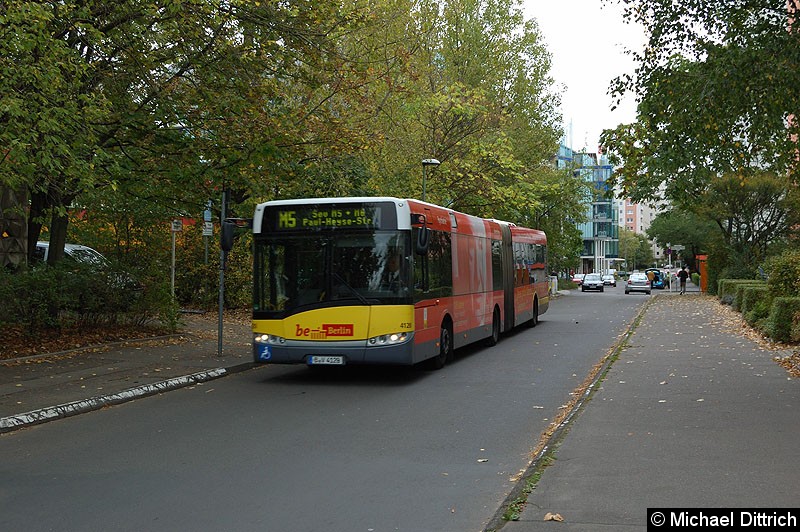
[254,231,411,317]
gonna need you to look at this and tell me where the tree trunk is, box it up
[47,210,70,265]
[0,187,28,270]
[27,188,50,262]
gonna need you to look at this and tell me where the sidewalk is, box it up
[498,282,800,531]
[0,314,253,433]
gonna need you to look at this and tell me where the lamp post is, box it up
[421,158,440,201]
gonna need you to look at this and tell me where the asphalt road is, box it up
[0,285,645,532]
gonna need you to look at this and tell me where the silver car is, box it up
[625,272,651,295]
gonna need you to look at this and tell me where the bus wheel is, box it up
[527,298,539,328]
[427,323,453,370]
[484,307,500,347]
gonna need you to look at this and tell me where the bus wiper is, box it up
[331,272,372,306]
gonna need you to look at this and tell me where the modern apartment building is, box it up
[558,145,620,274]
[616,195,668,264]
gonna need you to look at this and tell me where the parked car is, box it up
[601,274,616,287]
[644,268,666,289]
[581,273,604,292]
[35,241,111,267]
[625,272,651,295]
[571,273,585,286]
[35,241,141,291]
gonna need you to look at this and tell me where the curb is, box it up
[0,362,254,434]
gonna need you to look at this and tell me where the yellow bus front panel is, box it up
[253,305,417,365]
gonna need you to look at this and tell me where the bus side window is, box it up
[491,240,503,291]
[413,227,430,298]
[413,229,452,299]
[514,243,525,286]
[430,231,452,297]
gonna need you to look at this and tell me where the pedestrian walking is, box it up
[677,267,689,294]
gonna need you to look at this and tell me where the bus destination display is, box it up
[274,204,383,231]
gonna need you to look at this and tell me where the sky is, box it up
[522,0,647,152]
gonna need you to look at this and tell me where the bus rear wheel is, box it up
[527,298,539,328]
[484,307,500,346]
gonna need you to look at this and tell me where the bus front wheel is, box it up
[427,323,453,370]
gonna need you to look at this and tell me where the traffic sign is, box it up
[171,219,183,232]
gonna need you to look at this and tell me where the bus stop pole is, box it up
[218,189,228,357]
[171,230,176,298]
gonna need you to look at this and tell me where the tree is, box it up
[2,0,575,302]
[365,0,563,215]
[1,0,106,262]
[618,227,653,271]
[645,172,800,275]
[1,1,420,264]
[515,166,588,275]
[645,208,716,268]
[1,1,250,261]
[602,0,800,205]
[694,171,800,274]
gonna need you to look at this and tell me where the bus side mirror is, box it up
[411,214,429,255]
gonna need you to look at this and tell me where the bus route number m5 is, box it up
[278,210,297,229]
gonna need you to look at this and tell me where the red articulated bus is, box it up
[250,197,548,369]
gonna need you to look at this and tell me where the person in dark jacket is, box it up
[677,267,689,295]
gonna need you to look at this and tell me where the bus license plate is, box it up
[309,355,345,365]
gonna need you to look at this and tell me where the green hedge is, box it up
[733,282,767,311]
[764,297,800,343]
[740,286,771,327]
[0,261,174,335]
[717,279,766,306]
[764,249,800,298]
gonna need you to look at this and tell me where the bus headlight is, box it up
[368,332,408,345]
[254,333,285,344]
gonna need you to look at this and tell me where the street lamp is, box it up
[421,158,440,201]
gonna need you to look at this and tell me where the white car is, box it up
[601,274,616,287]
[35,241,141,291]
[35,241,110,267]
